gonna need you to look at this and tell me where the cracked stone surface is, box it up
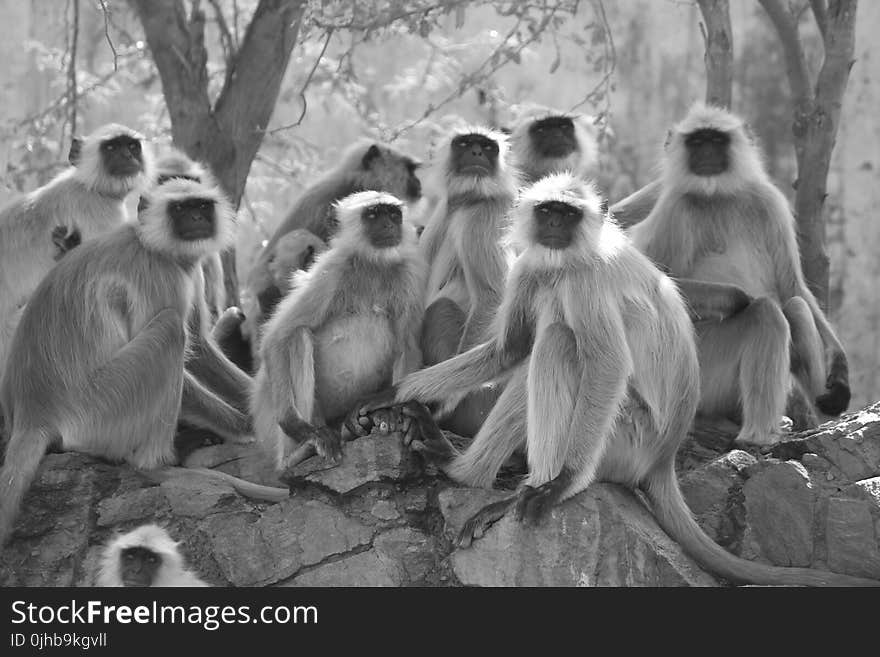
[3,404,880,586]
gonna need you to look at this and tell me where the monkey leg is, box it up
[784,296,825,399]
[211,307,254,374]
[445,364,528,489]
[65,308,187,468]
[278,407,342,465]
[180,372,252,444]
[420,297,465,366]
[698,297,790,446]
[675,278,752,322]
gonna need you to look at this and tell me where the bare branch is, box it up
[569,0,616,117]
[758,0,813,105]
[697,0,733,108]
[266,29,334,134]
[97,0,119,71]
[810,0,829,39]
[67,0,80,138]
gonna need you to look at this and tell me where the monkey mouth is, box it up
[459,164,491,176]
[371,234,402,248]
[538,143,576,158]
[121,572,153,587]
[538,235,571,250]
[113,162,145,177]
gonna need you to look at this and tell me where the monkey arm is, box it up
[180,372,252,442]
[392,303,424,383]
[458,245,507,352]
[674,278,752,321]
[610,178,663,228]
[186,299,253,412]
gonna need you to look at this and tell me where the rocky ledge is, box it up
[2,403,879,586]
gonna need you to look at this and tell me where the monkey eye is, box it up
[366,210,377,220]
[538,206,550,215]
[105,143,115,151]
[124,553,134,561]
[129,141,141,154]
[199,201,211,211]
[484,141,498,152]
[147,555,158,564]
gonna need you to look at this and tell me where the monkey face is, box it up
[362,203,403,248]
[169,197,217,241]
[685,128,730,177]
[100,135,145,178]
[405,160,422,201]
[452,134,499,177]
[533,201,582,250]
[119,546,161,587]
[529,116,578,158]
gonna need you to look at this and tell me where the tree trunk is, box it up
[697,0,733,108]
[128,0,307,305]
[758,0,858,309]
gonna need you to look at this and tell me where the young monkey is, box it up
[252,191,426,472]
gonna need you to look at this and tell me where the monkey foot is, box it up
[455,497,517,549]
[816,379,851,416]
[733,427,785,447]
[514,478,566,526]
[344,387,401,437]
[399,401,456,466]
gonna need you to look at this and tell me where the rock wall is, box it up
[3,404,880,587]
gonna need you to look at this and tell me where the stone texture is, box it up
[742,460,815,567]
[4,404,880,588]
[183,443,282,488]
[286,434,412,494]
[440,485,718,587]
[203,499,374,586]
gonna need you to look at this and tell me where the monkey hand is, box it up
[309,426,343,463]
[816,376,851,416]
[344,387,401,437]
[455,497,516,549]
[726,286,753,316]
[279,413,342,464]
[399,401,456,466]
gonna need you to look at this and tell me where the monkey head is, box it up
[136,178,236,262]
[70,123,154,200]
[348,141,423,203]
[510,172,609,268]
[663,104,764,197]
[442,126,518,199]
[332,190,418,262]
[510,106,600,181]
[98,524,184,587]
[154,148,217,187]
[269,229,327,288]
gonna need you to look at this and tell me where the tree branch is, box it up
[758,0,813,106]
[697,0,733,108]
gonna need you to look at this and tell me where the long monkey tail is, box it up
[0,427,53,546]
[644,461,879,587]
[154,467,289,503]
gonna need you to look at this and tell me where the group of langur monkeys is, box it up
[0,102,871,588]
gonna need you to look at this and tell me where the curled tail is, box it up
[154,467,289,503]
[644,462,879,587]
[0,428,53,546]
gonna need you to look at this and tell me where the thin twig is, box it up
[97,0,118,71]
[266,29,334,134]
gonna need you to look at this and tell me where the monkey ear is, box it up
[663,130,673,150]
[68,138,83,166]
[742,122,758,145]
[362,144,382,169]
[497,126,512,135]
[137,195,150,214]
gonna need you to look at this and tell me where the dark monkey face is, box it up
[529,116,578,158]
[170,197,217,241]
[120,546,161,587]
[100,135,145,178]
[685,128,730,176]
[533,201,582,249]
[452,134,499,177]
[362,203,403,248]
[405,160,422,201]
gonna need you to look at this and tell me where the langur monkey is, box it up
[509,106,600,184]
[415,127,518,436]
[246,142,422,348]
[0,178,287,546]
[252,191,426,471]
[357,173,877,587]
[0,124,152,376]
[628,104,850,443]
[97,524,209,587]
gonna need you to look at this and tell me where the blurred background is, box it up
[0,0,877,407]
